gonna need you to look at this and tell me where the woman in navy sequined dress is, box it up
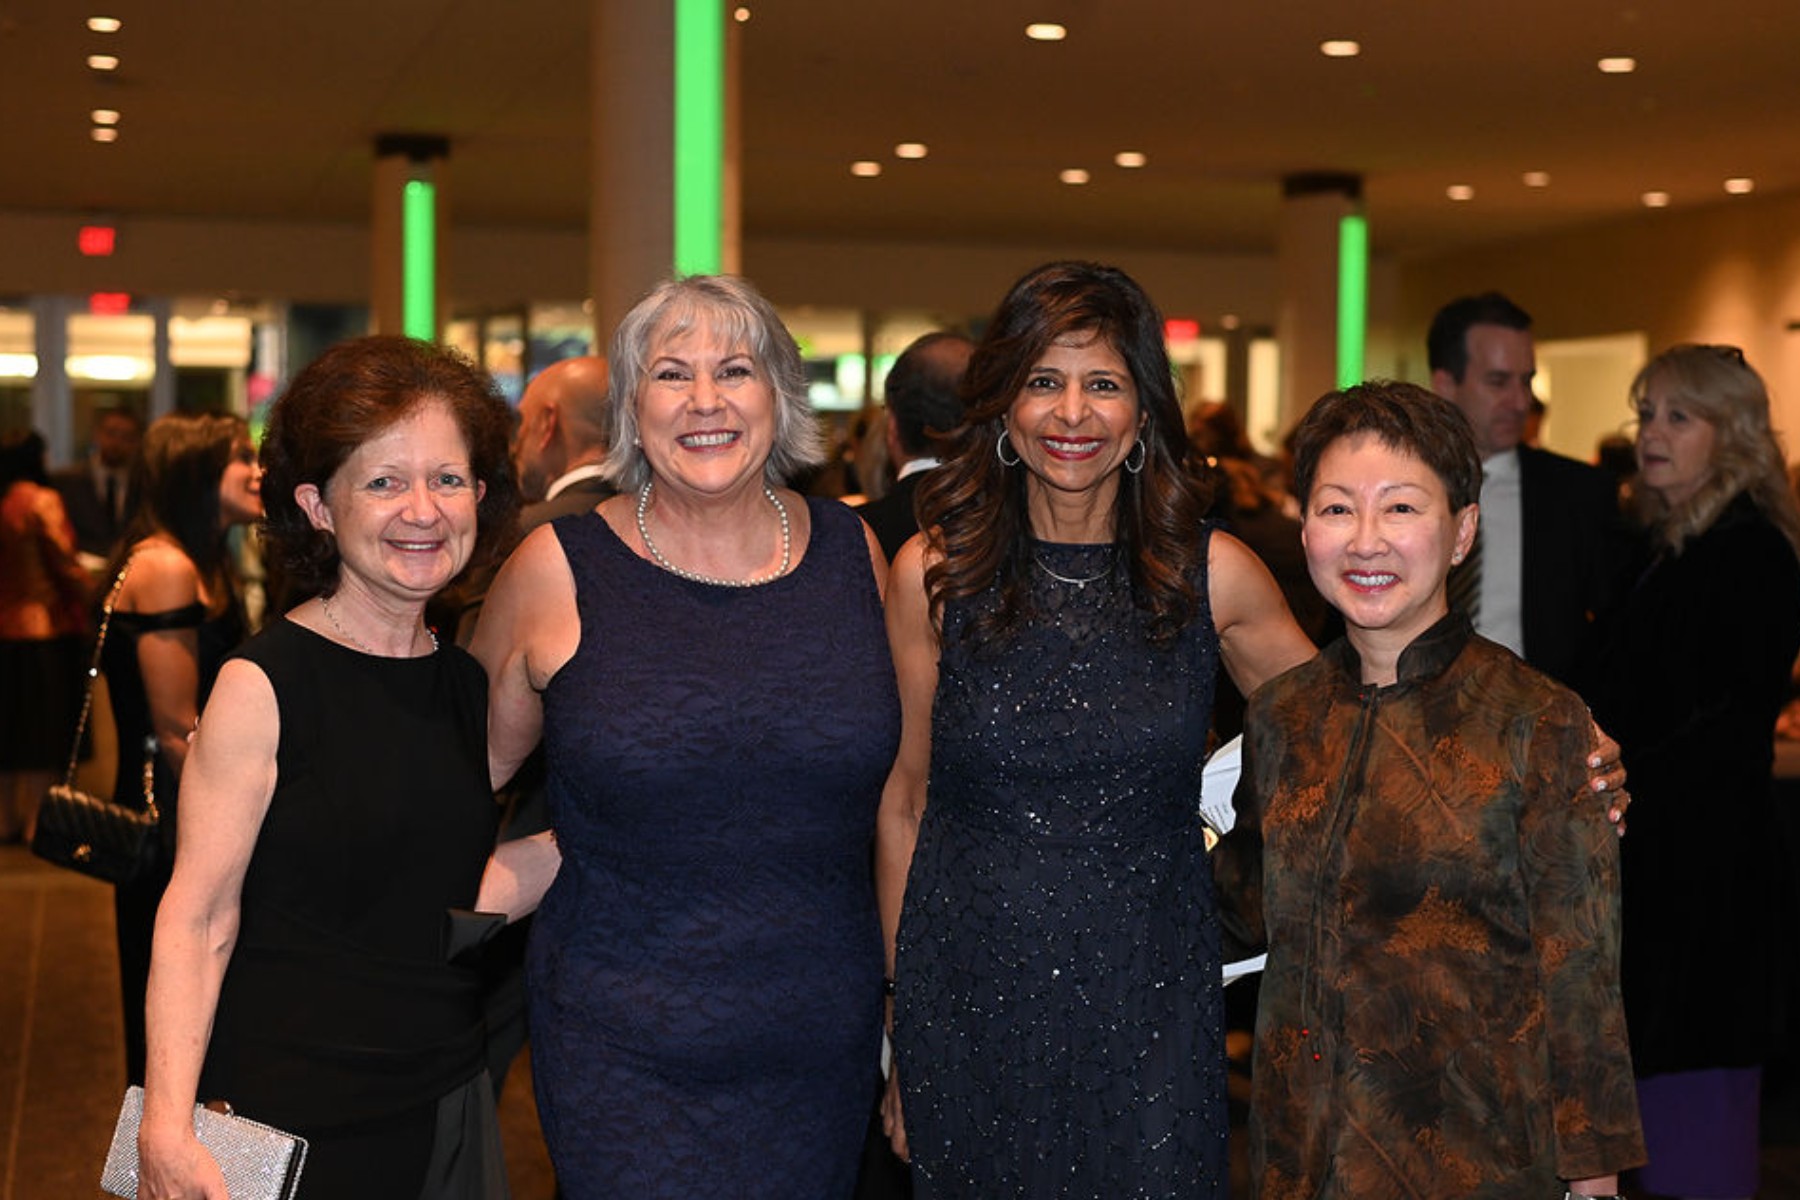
[876,262,1318,1197]
[475,276,900,1198]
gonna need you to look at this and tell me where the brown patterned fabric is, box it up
[1221,613,1644,1196]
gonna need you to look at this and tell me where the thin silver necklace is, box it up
[1033,550,1115,588]
[320,593,438,655]
[636,479,792,587]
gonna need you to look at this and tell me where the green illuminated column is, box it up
[373,135,449,340]
[592,0,741,338]
[673,0,724,275]
[1277,172,1363,430]
[1336,213,1368,388]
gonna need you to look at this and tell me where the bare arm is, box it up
[136,659,280,1200]
[476,829,563,921]
[1209,530,1318,697]
[126,543,207,778]
[469,524,577,790]
[874,533,939,1161]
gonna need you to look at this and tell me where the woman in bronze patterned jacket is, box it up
[1218,381,1644,1198]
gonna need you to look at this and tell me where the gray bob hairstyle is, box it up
[601,274,826,492]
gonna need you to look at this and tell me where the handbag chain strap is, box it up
[59,559,158,822]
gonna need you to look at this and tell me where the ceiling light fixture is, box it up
[1446,184,1474,201]
[1060,168,1090,185]
[91,108,121,126]
[1724,177,1754,195]
[894,142,927,159]
[90,127,119,143]
[733,7,751,21]
[1026,23,1067,42]
[850,160,881,177]
[1114,151,1147,168]
[86,16,122,33]
[1597,56,1636,74]
[1522,171,1550,188]
[1320,40,1360,58]
[87,53,119,71]
[1642,191,1671,208]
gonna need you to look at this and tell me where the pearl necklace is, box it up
[1033,550,1116,588]
[636,479,792,587]
[320,593,439,656]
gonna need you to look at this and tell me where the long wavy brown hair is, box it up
[917,261,1212,647]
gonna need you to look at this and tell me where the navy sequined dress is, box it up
[528,499,900,1199]
[894,533,1227,1198]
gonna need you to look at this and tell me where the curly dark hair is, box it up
[917,261,1212,647]
[260,335,519,597]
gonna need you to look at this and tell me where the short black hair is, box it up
[1426,292,1533,382]
[1291,380,1483,512]
[884,332,972,457]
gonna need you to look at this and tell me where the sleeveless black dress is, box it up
[199,618,498,1198]
[894,533,1227,1198]
[529,499,900,1199]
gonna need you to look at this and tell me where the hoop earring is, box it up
[1124,440,1146,475]
[996,434,1022,467]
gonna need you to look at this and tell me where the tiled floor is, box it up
[5,839,1799,1198]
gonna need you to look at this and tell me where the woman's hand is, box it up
[1585,717,1630,834]
[881,1066,909,1162]
[136,1119,228,1200]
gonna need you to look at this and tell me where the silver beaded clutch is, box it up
[100,1085,308,1200]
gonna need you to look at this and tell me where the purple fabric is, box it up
[1632,1066,1760,1197]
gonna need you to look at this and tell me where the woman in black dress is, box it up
[1584,344,1800,1199]
[99,413,261,1086]
[137,337,519,1199]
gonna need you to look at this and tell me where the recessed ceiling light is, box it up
[1320,40,1360,58]
[87,53,119,71]
[1724,177,1755,195]
[1642,191,1671,208]
[1522,171,1550,188]
[894,142,928,160]
[90,126,119,143]
[1219,314,1242,331]
[91,108,121,126]
[1114,151,1147,169]
[86,16,122,33]
[733,7,751,21]
[1597,56,1636,74]
[1060,168,1090,185]
[1446,184,1475,201]
[850,160,881,178]
[1026,23,1067,41]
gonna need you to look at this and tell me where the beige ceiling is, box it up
[4,0,1799,260]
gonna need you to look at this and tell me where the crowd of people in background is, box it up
[4,265,1800,1200]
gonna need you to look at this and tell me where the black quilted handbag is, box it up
[30,563,161,885]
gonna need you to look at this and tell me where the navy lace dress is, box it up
[530,499,900,1199]
[894,533,1227,1199]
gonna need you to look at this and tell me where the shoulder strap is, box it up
[60,561,139,790]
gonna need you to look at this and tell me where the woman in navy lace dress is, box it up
[875,262,1318,1198]
[475,275,900,1198]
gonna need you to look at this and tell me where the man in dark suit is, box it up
[856,332,973,562]
[1427,293,1625,688]
[50,405,141,567]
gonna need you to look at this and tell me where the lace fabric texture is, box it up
[530,500,901,1199]
[895,534,1228,1198]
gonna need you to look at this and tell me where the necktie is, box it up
[1447,526,1482,621]
[103,473,120,523]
